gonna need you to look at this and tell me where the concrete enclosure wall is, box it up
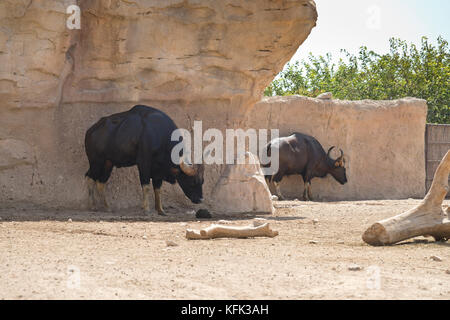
[0,95,428,210]
[249,96,427,201]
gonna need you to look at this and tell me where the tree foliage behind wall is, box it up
[264,37,449,124]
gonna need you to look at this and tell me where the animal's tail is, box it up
[266,142,272,157]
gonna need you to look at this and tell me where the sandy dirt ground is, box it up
[0,199,449,300]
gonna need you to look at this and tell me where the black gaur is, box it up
[84,105,204,215]
[263,132,347,201]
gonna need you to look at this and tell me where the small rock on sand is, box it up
[430,255,442,262]
[309,240,318,244]
[166,240,178,247]
[196,209,212,219]
[348,264,363,271]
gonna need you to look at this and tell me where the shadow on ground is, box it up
[0,206,307,223]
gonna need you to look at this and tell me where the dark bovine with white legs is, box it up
[263,132,347,201]
[84,105,204,215]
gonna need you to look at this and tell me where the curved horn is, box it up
[337,148,345,167]
[327,146,335,157]
[180,158,196,176]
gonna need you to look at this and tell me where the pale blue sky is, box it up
[290,0,450,63]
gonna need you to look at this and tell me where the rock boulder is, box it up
[211,152,274,214]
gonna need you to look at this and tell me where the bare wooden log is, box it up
[186,222,279,240]
[363,150,450,246]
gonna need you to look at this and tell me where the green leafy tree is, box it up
[264,37,450,124]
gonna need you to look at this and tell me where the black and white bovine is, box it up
[84,105,204,215]
[263,132,347,201]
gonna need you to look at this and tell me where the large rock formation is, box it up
[0,0,318,109]
[0,1,318,209]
